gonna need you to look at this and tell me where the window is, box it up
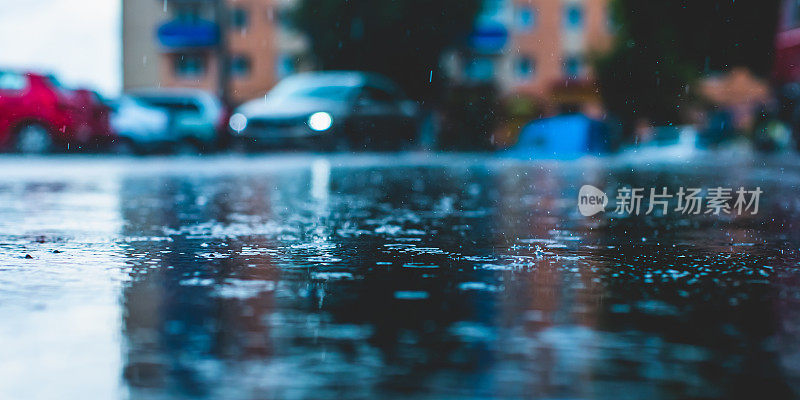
[231,8,248,29]
[231,55,251,77]
[516,57,535,80]
[516,7,535,31]
[173,54,206,78]
[480,0,507,22]
[277,54,295,78]
[137,98,201,113]
[175,4,203,22]
[465,57,494,81]
[564,55,582,78]
[790,0,800,28]
[0,71,27,91]
[564,4,583,30]
[607,8,619,32]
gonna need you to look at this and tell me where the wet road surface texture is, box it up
[0,153,799,399]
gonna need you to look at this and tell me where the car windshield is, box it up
[45,74,64,88]
[134,97,200,113]
[44,74,76,96]
[267,80,357,102]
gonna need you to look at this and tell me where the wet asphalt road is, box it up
[0,152,799,399]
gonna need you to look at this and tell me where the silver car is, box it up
[128,88,225,152]
[109,95,171,153]
[230,71,420,150]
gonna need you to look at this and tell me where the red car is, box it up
[73,89,114,148]
[0,70,113,153]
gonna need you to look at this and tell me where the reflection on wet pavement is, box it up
[0,153,799,399]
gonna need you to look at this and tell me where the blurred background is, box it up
[6,3,800,399]
[0,0,797,155]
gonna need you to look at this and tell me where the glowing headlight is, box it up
[229,113,248,133]
[308,112,333,132]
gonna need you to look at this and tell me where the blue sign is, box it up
[157,19,220,48]
[469,21,508,53]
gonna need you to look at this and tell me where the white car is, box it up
[109,96,170,153]
[128,88,225,152]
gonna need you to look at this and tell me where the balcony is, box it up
[157,19,220,49]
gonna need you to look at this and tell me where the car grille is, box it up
[247,117,306,130]
[243,117,314,139]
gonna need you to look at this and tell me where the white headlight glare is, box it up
[229,113,248,133]
[308,112,333,131]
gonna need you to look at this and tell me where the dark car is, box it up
[229,71,421,150]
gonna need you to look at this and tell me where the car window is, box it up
[137,97,201,113]
[270,84,356,102]
[295,86,353,100]
[0,71,28,91]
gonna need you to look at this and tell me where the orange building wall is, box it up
[227,0,280,103]
[512,0,563,97]
[584,0,613,52]
[511,0,613,98]
[157,0,281,104]
[159,52,220,91]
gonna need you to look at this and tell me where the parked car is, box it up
[108,96,171,153]
[229,71,421,150]
[73,89,114,148]
[127,88,226,152]
[0,70,112,153]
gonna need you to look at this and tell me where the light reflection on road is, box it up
[0,153,798,399]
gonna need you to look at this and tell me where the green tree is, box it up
[290,0,481,102]
[596,0,780,132]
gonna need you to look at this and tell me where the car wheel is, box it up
[14,124,53,154]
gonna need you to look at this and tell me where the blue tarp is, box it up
[506,114,609,159]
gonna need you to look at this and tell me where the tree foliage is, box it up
[290,0,481,102]
[596,0,781,129]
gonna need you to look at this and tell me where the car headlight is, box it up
[229,113,248,134]
[308,112,333,132]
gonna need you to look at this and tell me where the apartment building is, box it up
[122,0,305,104]
[450,0,613,100]
[123,0,612,105]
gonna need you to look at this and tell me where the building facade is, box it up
[123,0,612,105]
[122,0,305,105]
[449,0,613,100]
[122,0,163,91]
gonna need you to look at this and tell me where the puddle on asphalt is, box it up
[0,155,799,399]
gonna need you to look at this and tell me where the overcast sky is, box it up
[0,0,120,95]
